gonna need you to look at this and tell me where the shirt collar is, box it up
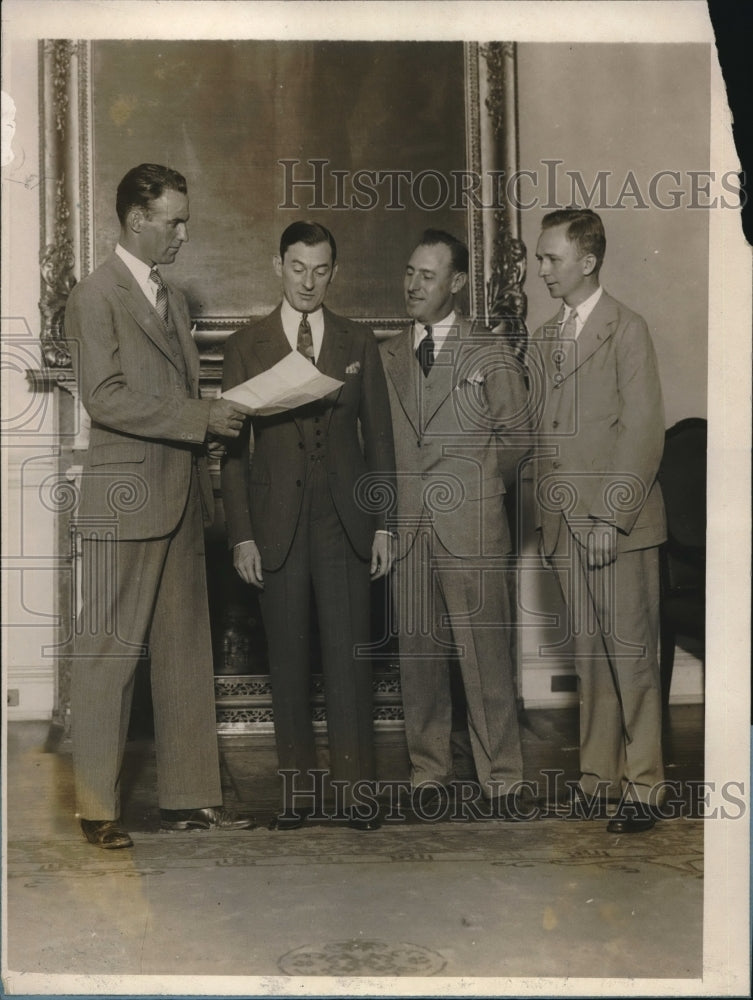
[115,243,154,287]
[563,286,602,328]
[281,297,323,327]
[413,310,457,352]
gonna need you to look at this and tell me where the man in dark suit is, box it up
[65,163,254,848]
[530,209,666,833]
[380,230,531,818]
[221,221,395,830]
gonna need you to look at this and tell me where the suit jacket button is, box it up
[416,440,421,447]
[298,441,304,449]
[552,419,559,428]
[296,479,302,487]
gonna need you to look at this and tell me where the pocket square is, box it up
[457,371,485,390]
[345,361,361,375]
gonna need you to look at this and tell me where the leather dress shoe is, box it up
[607,806,657,834]
[347,814,382,832]
[160,806,255,831]
[273,808,313,831]
[542,788,621,820]
[486,792,538,822]
[81,818,133,849]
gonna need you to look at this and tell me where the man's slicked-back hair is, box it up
[279,220,337,266]
[115,163,188,225]
[415,228,469,275]
[541,208,606,273]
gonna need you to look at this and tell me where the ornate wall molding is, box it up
[475,41,528,344]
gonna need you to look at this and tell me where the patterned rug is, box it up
[8,817,703,883]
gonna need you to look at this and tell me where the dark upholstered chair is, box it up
[655,418,707,710]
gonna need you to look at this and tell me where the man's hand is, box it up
[208,399,246,439]
[573,523,618,569]
[234,540,264,588]
[206,435,227,461]
[370,532,394,579]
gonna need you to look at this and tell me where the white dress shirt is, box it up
[115,243,160,309]
[562,286,602,338]
[413,310,457,355]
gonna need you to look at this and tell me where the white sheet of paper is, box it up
[222,350,343,415]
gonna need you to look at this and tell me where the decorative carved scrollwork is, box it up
[39,179,75,367]
[476,42,527,349]
[39,39,81,368]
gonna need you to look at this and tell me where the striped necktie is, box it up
[149,267,169,324]
[297,312,315,363]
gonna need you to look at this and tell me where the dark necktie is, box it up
[416,325,434,377]
[149,266,169,324]
[297,312,315,363]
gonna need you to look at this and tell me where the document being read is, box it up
[222,350,343,416]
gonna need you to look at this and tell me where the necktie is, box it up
[297,312,315,363]
[551,309,577,383]
[149,267,168,324]
[416,325,434,377]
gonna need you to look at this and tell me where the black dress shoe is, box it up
[160,806,255,831]
[81,818,133,849]
[606,809,657,834]
[541,788,620,820]
[486,792,538,822]
[272,808,313,831]
[348,815,382,832]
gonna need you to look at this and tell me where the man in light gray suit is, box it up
[380,230,531,818]
[531,209,666,833]
[65,163,254,848]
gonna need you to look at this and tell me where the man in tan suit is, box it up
[531,208,666,833]
[65,163,253,848]
[380,230,531,819]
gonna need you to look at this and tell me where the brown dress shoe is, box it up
[80,819,133,849]
[160,806,256,831]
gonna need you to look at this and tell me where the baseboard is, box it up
[5,665,55,721]
[519,647,704,710]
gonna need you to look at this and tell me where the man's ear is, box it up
[581,253,597,277]
[128,208,144,234]
[330,262,338,284]
[272,254,283,278]
[451,271,468,295]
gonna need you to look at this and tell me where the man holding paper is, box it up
[65,163,253,848]
[221,221,395,830]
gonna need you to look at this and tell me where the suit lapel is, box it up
[383,328,420,436]
[421,318,469,428]
[170,289,201,395]
[559,292,617,382]
[317,307,349,381]
[108,255,184,372]
[251,305,293,372]
[316,308,349,433]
